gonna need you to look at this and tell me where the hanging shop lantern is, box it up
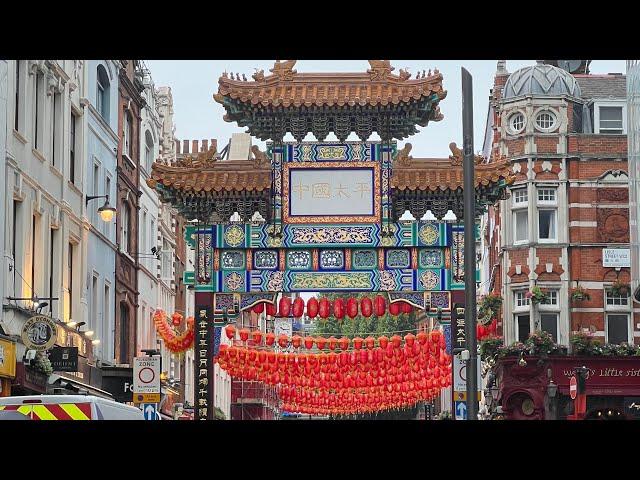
[266,302,277,316]
[239,329,250,342]
[252,302,265,314]
[333,298,345,320]
[346,298,359,319]
[360,297,373,318]
[307,297,319,319]
[265,332,276,346]
[389,302,400,316]
[318,298,330,319]
[279,296,292,317]
[375,295,386,316]
[292,297,305,318]
[401,302,413,314]
[224,324,236,340]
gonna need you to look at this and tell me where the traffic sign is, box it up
[455,401,467,420]
[453,391,482,402]
[133,356,161,403]
[570,376,577,400]
[453,355,482,392]
[142,403,158,421]
[134,393,161,404]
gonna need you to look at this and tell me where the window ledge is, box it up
[68,181,82,196]
[13,129,27,144]
[122,153,136,169]
[50,164,63,178]
[32,148,46,163]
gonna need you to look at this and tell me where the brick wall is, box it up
[567,134,628,156]
[535,137,559,154]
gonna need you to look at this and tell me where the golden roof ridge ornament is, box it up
[394,143,413,167]
[448,142,484,166]
[269,60,297,81]
[367,60,394,81]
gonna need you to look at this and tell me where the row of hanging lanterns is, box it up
[251,295,414,319]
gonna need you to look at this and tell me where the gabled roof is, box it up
[214,60,447,110]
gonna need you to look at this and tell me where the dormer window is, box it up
[594,102,626,134]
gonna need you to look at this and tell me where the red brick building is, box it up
[483,61,636,348]
[115,61,145,364]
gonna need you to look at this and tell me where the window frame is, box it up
[512,187,529,245]
[509,112,526,134]
[605,313,631,345]
[539,312,559,342]
[513,290,531,311]
[534,110,557,132]
[515,313,531,343]
[594,101,627,135]
[537,208,557,242]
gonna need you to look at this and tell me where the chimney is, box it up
[202,139,209,152]
[211,139,217,152]
[175,140,181,155]
[183,140,189,154]
[192,140,198,154]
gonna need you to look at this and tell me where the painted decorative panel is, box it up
[352,249,377,269]
[419,249,444,268]
[285,142,379,163]
[253,250,278,270]
[287,250,311,270]
[319,249,344,270]
[287,225,377,247]
[418,269,442,291]
[221,250,245,270]
[430,291,451,310]
[417,222,441,246]
[288,271,374,291]
[386,249,411,269]
[223,271,246,292]
[223,224,247,248]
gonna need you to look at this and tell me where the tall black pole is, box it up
[462,67,478,420]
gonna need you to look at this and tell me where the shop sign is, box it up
[551,358,640,396]
[0,338,17,378]
[48,346,79,372]
[21,315,57,351]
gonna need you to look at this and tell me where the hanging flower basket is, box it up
[611,280,630,297]
[526,286,550,305]
[571,286,591,302]
[478,294,502,325]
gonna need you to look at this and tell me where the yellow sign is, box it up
[0,338,17,379]
[454,391,482,402]
[133,393,161,404]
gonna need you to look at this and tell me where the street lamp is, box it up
[86,194,116,222]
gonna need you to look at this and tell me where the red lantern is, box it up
[252,302,265,314]
[307,297,319,319]
[391,335,402,348]
[389,302,400,316]
[401,302,412,314]
[265,332,276,346]
[224,324,236,340]
[316,337,327,350]
[278,334,289,348]
[375,295,386,316]
[171,313,182,327]
[279,296,292,317]
[338,337,350,351]
[353,337,364,350]
[333,298,345,320]
[304,336,314,349]
[404,333,415,347]
[328,336,338,351]
[239,329,249,342]
[346,298,359,319]
[266,302,277,316]
[291,335,302,349]
[318,298,330,319]
[360,297,373,317]
[251,330,263,345]
[378,336,389,349]
[292,297,304,318]
[416,331,428,345]
[365,336,376,350]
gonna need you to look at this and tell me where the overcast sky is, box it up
[145,60,626,157]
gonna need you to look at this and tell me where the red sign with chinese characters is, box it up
[551,357,640,396]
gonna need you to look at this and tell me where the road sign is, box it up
[134,393,161,403]
[570,376,577,400]
[455,401,467,420]
[142,403,158,421]
[133,356,161,403]
[453,391,482,402]
[453,355,482,392]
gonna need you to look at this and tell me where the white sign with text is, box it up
[602,248,630,267]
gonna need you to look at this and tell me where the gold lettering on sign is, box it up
[354,182,371,198]
[335,184,351,198]
[293,181,310,199]
[312,183,331,199]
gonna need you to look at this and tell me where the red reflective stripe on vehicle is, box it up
[1,405,19,410]
[45,403,74,420]
[76,403,92,419]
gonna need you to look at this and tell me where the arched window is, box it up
[96,65,110,120]
[119,302,129,363]
[121,203,130,253]
[145,130,154,171]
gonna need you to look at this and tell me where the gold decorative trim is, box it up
[282,161,381,224]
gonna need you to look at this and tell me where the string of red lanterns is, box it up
[215,330,452,415]
[251,295,416,319]
[153,309,195,353]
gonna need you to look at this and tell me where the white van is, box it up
[0,395,145,420]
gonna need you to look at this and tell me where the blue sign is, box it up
[455,401,467,420]
[142,403,158,421]
[443,324,452,356]
[213,326,222,356]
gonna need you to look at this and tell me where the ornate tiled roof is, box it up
[391,143,515,191]
[147,146,271,193]
[214,60,447,111]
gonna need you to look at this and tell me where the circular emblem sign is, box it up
[21,315,57,351]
